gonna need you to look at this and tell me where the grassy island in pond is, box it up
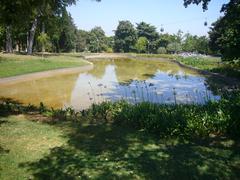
[0,54,89,78]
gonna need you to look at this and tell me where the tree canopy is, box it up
[114,21,137,53]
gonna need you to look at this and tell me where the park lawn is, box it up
[0,53,90,78]
[176,56,221,70]
[0,114,240,179]
[135,53,240,79]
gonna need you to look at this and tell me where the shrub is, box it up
[157,47,167,54]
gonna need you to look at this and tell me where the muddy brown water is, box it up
[0,58,221,110]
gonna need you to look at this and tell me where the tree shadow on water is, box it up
[19,121,240,179]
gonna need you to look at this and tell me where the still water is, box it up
[0,59,220,110]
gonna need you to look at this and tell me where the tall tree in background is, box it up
[25,0,77,54]
[114,21,137,52]
[58,8,77,52]
[0,1,26,53]
[76,29,88,52]
[87,26,107,52]
[136,22,159,53]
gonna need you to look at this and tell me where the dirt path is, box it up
[0,64,93,86]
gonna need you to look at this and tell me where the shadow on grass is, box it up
[210,66,240,81]
[0,97,39,118]
[0,146,9,154]
[20,122,240,179]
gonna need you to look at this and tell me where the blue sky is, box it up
[67,0,229,36]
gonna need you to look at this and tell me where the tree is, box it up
[183,0,211,10]
[0,26,4,51]
[158,33,176,48]
[37,32,50,56]
[0,0,25,53]
[75,29,88,52]
[136,22,159,41]
[195,36,209,54]
[184,0,240,60]
[136,22,159,53]
[87,26,107,53]
[208,1,240,60]
[182,33,210,54]
[58,9,77,52]
[182,33,198,52]
[114,21,137,52]
[167,42,182,54]
[135,37,148,53]
[157,47,167,54]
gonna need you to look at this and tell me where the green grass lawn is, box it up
[135,53,240,79]
[176,56,221,70]
[0,53,90,78]
[0,114,239,179]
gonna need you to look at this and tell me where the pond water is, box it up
[0,59,220,110]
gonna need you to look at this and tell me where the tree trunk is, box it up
[41,22,45,53]
[6,26,13,53]
[27,17,38,55]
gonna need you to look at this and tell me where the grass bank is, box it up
[134,53,240,79]
[0,53,89,78]
[0,92,240,179]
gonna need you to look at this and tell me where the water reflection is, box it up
[0,59,220,109]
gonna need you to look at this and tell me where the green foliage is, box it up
[75,29,88,52]
[184,0,240,61]
[106,47,113,53]
[1,110,239,179]
[114,21,137,52]
[87,26,107,53]
[183,0,212,10]
[84,92,240,138]
[135,37,148,53]
[58,9,77,52]
[2,90,235,139]
[136,22,159,41]
[37,32,51,53]
[157,47,167,54]
[209,1,240,61]
[167,42,182,53]
[158,33,176,48]
[136,22,159,53]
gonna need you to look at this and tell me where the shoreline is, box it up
[0,64,94,86]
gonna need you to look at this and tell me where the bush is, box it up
[106,47,113,53]
[157,47,167,54]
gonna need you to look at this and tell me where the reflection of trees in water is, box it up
[88,60,115,79]
[83,59,221,105]
[93,58,196,83]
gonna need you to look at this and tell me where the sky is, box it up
[67,0,229,36]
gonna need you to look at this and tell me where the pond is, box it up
[0,58,220,110]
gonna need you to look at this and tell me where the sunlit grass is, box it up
[0,115,67,179]
[176,56,221,70]
[0,53,90,78]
